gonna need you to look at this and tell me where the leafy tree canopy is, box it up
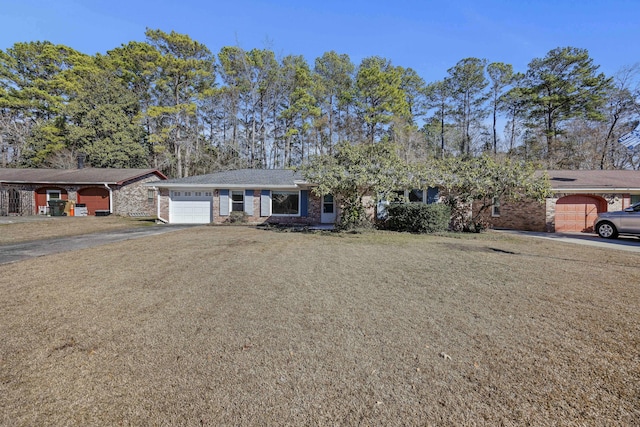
[432,155,552,230]
[299,141,411,229]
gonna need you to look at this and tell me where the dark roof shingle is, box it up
[0,168,165,185]
[157,169,306,187]
[546,170,640,190]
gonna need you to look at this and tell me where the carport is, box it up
[77,187,110,215]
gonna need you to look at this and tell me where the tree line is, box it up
[1,28,639,177]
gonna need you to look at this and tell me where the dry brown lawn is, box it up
[1,226,639,426]
[0,216,155,245]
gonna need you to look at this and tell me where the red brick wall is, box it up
[475,197,547,231]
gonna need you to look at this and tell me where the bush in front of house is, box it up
[384,203,451,233]
[226,211,248,224]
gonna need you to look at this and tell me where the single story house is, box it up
[147,169,328,225]
[480,170,640,233]
[148,168,442,225]
[0,168,167,216]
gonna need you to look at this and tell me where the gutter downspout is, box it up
[104,183,113,214]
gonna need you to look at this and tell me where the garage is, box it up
[78,187,110,215]
[555,195,605,232]
[170,190,212,224]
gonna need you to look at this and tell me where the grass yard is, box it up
[0,226,639,425]
[0,216,155,245]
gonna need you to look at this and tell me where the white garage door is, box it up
[170,190,212,224]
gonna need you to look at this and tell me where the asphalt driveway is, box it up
[0,225,194,265]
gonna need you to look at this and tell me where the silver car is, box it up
[594,202,640,238]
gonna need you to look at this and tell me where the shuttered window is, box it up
[231,191,244,212]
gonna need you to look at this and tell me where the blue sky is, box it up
[2,0,639,82]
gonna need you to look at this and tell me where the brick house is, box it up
[149,169,443,226]
[148,169,331,225]
[0,168,166,216]
[478,170,640,233]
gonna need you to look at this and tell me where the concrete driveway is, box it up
[494,229,640,253]
[0,225,195,265]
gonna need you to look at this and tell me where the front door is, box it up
[321,194,337,224]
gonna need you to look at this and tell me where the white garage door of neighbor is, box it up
[170,190,212,224]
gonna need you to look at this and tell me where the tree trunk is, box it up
[492,103,498,155]
[600,114,619,170]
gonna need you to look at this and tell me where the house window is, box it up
[631,195,640,205]
[231,191,244,212]
[408,189,425,203]
[492,197,501,217]
[272,191,299,215]
[392,189,431,203]
[147,189,154,202]
[323,194,334,213]
[46,190,61,201]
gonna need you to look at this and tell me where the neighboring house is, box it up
[0,168,167,216]
[479,170,640,233]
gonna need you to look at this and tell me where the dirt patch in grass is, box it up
[0,227,638,425]
[0,216,156,245]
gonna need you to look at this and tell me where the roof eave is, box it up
[1,180,118,185]
[115,170,167,185]
[148,183,311,189]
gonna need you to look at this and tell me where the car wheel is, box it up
[596,221,618,239]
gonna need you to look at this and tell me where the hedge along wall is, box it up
[384,203,451,233]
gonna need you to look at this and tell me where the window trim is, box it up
[231,190,244,212]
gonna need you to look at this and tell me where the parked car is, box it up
[593,202,640,238]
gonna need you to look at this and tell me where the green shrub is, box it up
[383,203,451,233]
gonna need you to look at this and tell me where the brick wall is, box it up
[158,188,170,221]
[479,192,632,233]
[475,197,547,231]
[0,185,36,215]
[113,174,163,216]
